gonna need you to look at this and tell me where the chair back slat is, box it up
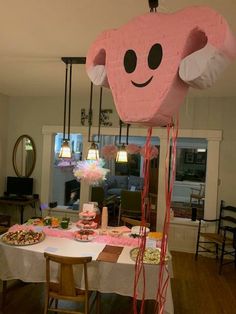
[218,200,236,234]
[60,264,76,296]
[121,217,150,228]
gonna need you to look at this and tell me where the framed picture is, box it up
[195,152,206,164]
[80,108,88,126]
[184,152,194,164]
[100,109,113,126]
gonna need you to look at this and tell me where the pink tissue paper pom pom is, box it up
[140,145,159,160]
[101,144,118,160]
[126,144,140,154]
[73,159,109,185]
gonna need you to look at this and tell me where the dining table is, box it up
[0,222,174,314]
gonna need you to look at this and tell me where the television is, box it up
[6,176,33,196]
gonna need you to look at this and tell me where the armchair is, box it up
[103,175,144,198]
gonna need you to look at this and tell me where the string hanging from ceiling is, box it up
[59,57,86,158]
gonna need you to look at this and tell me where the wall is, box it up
[5,88,116,196]
[4,93,236,210]
[0,94,9,193]
[179,97,236,206]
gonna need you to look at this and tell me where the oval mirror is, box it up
[12,135,36,177]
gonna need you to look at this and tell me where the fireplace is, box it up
[64,179,80,206]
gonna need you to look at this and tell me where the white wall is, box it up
[179,97,236,206]
[0,94,9,193]
[5,89,116,196]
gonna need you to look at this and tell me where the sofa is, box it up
[103,175,144,197]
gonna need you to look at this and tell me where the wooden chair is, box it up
[44,253,92,314]
[195,200,236,274]
[121,217,150,228]
[118,190,142,226]
[190,183,205,206]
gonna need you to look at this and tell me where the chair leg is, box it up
[117,208,121,226]
[234,250,236,268]
[234,249,236,269]
[219,242,226,275]
[195,234,200,260]
[1,280,7,311]
[84,294,89,314]
[216,244,219,260]
[96,291,101,314]
[44,296,49,314]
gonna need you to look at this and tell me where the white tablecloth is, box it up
[0,232,174,314]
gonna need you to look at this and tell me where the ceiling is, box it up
[0,0,236,98]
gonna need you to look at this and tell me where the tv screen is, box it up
[6,176,33,196]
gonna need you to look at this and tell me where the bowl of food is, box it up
[74,229,95,242]
[76,220,97,229]
[131,226,150,237]
[79,210,96,220]
[148,232,162,240]
[108,229,122,237]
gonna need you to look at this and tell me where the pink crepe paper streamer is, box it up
[94,235,140,247]
[41,227,75,239]
[9,225,34,232]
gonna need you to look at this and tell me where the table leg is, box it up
[1,280,7,310]
[96,291,101,314]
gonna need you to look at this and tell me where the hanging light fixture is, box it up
[116,119,130,163]
[87,85,103,160]
[59,57,86,158]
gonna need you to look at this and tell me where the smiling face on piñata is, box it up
[86,6,236,127]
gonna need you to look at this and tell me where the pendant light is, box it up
[116,119,130,163]
[87,84,103,160]
[59,57,86,158]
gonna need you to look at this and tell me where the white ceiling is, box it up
[0,0,235,98]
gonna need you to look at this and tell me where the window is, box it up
[175,139,207,183]
[172,138,207,219]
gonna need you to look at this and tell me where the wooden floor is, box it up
[171,251,236,314]
[1,251,236,314]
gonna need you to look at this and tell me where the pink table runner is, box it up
[8,224,140,247]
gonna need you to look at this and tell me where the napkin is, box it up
[96,245,123,263]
